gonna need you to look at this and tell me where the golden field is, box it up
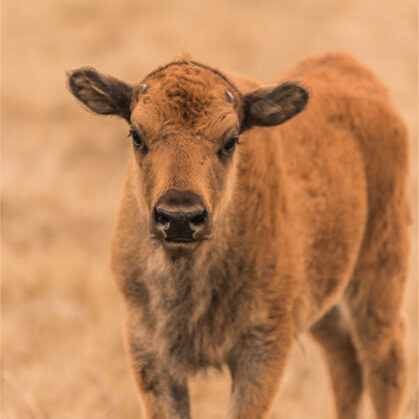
[1,0,417,417]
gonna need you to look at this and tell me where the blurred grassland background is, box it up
[1,0,417,418]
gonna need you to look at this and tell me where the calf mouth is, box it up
[165,237,197,243]
[161,238,202,258]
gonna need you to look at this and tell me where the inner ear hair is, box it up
[67,67,133,121]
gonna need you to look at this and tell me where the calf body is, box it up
[68,52,409,419]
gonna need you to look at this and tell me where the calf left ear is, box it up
[67,67,133,122]
[241,83,309,132]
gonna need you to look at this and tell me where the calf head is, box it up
[68,60,308,257]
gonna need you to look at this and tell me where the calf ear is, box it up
[241,83,309,131]
[67,67,133,122]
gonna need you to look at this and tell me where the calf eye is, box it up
[219,136,239,158]
[129,129,148,154]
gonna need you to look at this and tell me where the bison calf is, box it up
[68,52,409,419]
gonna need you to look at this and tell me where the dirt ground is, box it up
[1,0,417,418]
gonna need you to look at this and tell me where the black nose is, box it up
[152,190,211,242]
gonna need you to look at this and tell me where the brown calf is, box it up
[68,52,410,419]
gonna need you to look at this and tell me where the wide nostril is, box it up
[154,208,171,230]
[190,210,206,227]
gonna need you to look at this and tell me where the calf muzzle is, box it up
[151,190,211,244]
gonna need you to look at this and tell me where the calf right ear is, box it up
[67,68,133,122]
[241,83,309,132]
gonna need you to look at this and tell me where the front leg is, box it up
[127,334,190,419]
[227,322,293,419]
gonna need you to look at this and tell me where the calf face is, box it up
[68,61,308,257]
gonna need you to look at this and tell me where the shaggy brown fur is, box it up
[68,52,410,419]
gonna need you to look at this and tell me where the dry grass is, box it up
[1,0,417,417]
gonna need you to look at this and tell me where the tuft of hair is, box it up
[174,50,194,63]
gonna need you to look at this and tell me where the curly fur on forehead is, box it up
[144,60,242,97]
[138,61,243,126]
